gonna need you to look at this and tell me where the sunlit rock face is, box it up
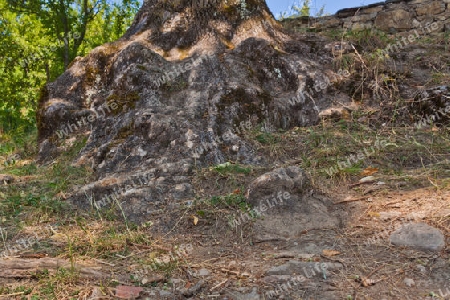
[36,0,339,221]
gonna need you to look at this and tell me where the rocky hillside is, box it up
[36,0,353,221]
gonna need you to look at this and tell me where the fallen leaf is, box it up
[233,189,241,194]
[193,216,199,225]
[322,249,340,256]
[361,167,379,176]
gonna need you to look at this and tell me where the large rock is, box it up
[36,0,340,220]
[389,223,445,251]
[374,9,412,31]
[241,167,342,238]
[415,1,445,16]
[245,166,308,207]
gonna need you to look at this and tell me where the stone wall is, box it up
[283,0,450,34]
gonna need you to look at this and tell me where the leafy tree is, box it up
[6,0,139,69]
[80,0,139,52]
[0,0,139,132]
[7,0,98,69]
[0,0,51,131]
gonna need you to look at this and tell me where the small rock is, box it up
[197,268,210,277]
[416,264,426,273]
[0,174,14,185]
[142,289,174,299]
[157,290,174,297]
[389,223,445,251]
[182,280,204,297]
[404,278,415,287]
[228,260,237,268]
[141,274,165,284]
[245,166,308,206]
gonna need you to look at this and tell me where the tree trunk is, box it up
[37,0,334,220]
[123,0,280,52]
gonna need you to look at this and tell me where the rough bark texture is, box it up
[36,0,344,221]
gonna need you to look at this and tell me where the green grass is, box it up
[343,28,392,50]
[431,71,450,85]
[289,120,450,190]
[212,162,252,175]
[0,133,92,223]
[255,132,280,144]
[208,192,249,211]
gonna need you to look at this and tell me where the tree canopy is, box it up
[0,0,139,132]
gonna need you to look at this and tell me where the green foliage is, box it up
[255,132,280,144]
[212,162,252,175]
[0,1,49,131]
[278,0,326,20]
[0,192,66,218]
[208,192,249,211]
[343,28,392,50]
[292,0,310,17]
[0,0,139,133]
[0,133,90,221]
[80,0,140,52]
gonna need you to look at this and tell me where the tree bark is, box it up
[123,0,280,51]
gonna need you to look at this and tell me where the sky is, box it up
[265,0,382,17]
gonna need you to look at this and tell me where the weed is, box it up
[343,29,391,50]
[431,71,450,85]
[208,192,249,211]
[40,281,56,298]
[212,162,252,175]
[255,132,279,144]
